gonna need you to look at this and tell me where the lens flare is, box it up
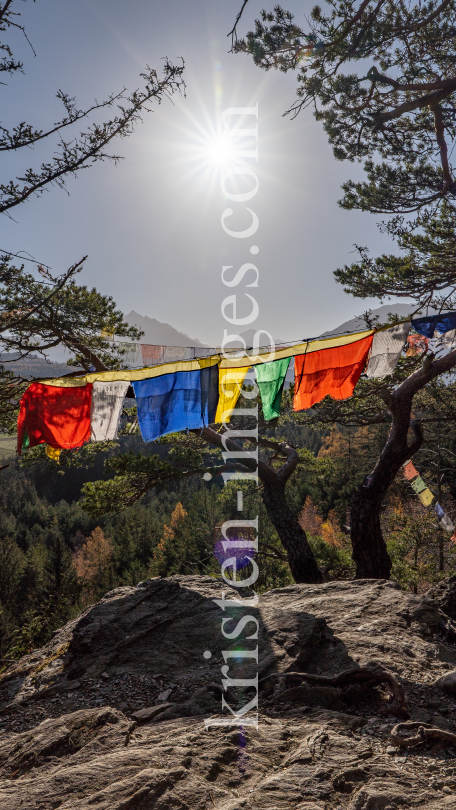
[204,134,236,166]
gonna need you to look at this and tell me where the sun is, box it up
[204,134,236,166]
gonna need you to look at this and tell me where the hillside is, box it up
[124,311,207,347]
[0,353,82,381]
[2,576,456,808]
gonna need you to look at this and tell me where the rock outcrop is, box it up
[1,576,456,808]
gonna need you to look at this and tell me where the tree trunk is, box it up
[350,396,423,580]
[351,487,392,579]
[261,476,323,584]
[201,427,323,585]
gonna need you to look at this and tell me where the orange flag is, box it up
[403,461,419,480]
[293,334,373,411]
[406,335,429,356]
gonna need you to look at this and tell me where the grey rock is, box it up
[426,577,456,623]
[1,577,456,809]
[131,702,171,722]
[437,671,456,695]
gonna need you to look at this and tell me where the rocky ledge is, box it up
[1,576,456,808]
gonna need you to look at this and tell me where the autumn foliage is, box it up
[299,497,346,548]
[73,527,113,597]
[149,502,188,577]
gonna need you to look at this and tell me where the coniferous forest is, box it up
[3,408,456,659]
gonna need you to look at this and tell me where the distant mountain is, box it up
[323,303,428,337]
[0,353,81,380]
[124,311,207,348]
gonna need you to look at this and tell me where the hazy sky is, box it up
[2,0,404,346]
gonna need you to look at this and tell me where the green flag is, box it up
[411,475,427,494]
[255,357,291,420]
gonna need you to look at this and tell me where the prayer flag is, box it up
[412,312,456,339]
[365,323,410,378]
[117,342,143,368]
[90,381,130,442]
[441,514,456,533]
[133,363,219,442]
[255,357,291,420]
[435,502,445,519]
[162,346,194,363]
[411,475,427,494]
[293,334,373,411]
[441,328,456,351]
[406,335,429,356]
[418,488,434,507]
[403,461,419,480]
[17,382,93,453]
[141,344,165,365]
[45,445,61,462]
[215,367,250,424]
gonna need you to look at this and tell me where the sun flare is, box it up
[204,134,236,166]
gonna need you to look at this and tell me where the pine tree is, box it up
[233,2,456,214]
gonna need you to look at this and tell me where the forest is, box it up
[2,395,456,661]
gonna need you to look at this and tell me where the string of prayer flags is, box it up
[17,382,93,454]
[215,366,250,424]
[255,357,291,420]
[406,335,429,356]
[365,322,411,378]
[294,333,373,411]
[412,311,456,339]
[402,461,455,531]
[90,381,130,442]
[14,321,413,451]
[133,361,219,442]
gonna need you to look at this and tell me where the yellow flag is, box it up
[45,445,61,463]
[418,488,434,507]
[215,367,250,424]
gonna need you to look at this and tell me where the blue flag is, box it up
[412,312,456,338]
[133,364,218,442]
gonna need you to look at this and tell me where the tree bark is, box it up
[261,474,323,583]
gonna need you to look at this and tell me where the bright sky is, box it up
[1,0,401,346]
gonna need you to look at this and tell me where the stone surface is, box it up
[1,576,456,807]
[437,671,456,695]
[426,577,456,623]
[131,702,171,721]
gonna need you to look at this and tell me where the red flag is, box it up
[294,334,373,411]
[17,382,92,453]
